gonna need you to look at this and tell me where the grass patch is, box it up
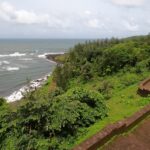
[71,72,150,148]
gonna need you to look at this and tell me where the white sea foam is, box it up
[0,54,9,58]
[38,54,47,58]
[9,52,26,57]
[0,52,26,58]
[38,52,65,59]
[0,61,10,66]
[3,61,10,64]
[5,74,51,102]
[3,66,20,71]
[6,88,26,102]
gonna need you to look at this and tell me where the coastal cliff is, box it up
[1,35,150,150]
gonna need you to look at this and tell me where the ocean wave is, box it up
[3,66,20,71]
[6,73,51,102]
[0,52,26,58]
[38,52,65,59]
[38,54,47,58]
[3,61,10,64]
[0,61,10,65]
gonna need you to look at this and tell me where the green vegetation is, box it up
[1,35,150,149]
[54,53,69,63]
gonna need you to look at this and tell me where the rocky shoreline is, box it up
[6,73,51,102]
[5,53,64,103]
[46,53,64,64]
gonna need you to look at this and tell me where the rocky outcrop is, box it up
[138,78,150,96]
[46,54,64,64]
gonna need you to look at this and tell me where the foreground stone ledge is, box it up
[73,105,150,150]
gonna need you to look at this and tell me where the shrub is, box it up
[98,80,114,99]
[120,73,139,87]
[4,87,107,150]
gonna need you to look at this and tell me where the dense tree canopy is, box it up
[53,35,150,89]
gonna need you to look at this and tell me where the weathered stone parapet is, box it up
[73,105,150,150]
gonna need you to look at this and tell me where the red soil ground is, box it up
[104,117,150,150]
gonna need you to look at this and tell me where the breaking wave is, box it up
[38,52,65,59]
[3,66,20,71]
[0,52,26,58]
[5,73,51,102]
[0,61,10,65]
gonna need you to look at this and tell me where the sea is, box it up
[0,39,87,100]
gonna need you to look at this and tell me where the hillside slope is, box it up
[1,35,150,150]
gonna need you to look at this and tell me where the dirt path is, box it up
[104,117,150,150]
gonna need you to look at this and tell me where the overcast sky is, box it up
[0,0,149,38]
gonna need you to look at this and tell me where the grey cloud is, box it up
[0,0,149,38]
